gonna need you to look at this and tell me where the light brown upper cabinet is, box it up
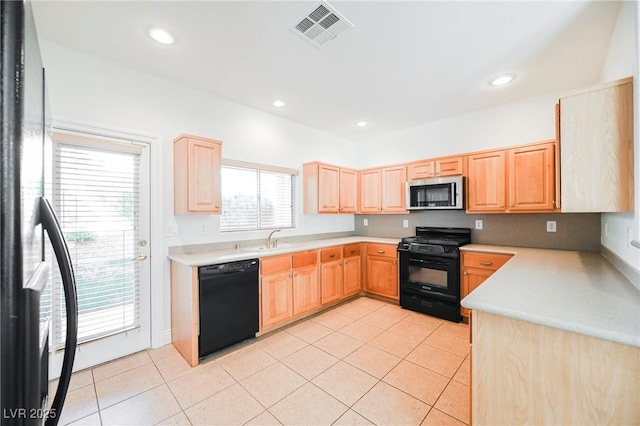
[466,150,507,212]
[508,143,556,211]
[467,141,557,213]
[359,165,407,214]
[559,77,634,212]
[358,169,382,213]
[173,134,222,215]
[303,162,358,214]
[408,156,463,180]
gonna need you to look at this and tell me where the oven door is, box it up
[399,252,460,303]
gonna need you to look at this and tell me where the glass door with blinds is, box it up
[49,132,151,373]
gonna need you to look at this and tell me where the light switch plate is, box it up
[475,220,483,230]
[403,219,409,228]
[363,219,368,226]
[546,221,557,232]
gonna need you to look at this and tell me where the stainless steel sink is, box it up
[240,243,293,252]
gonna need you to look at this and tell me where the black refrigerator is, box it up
[1,1,78,425]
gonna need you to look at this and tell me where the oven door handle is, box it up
[408,258,451,267]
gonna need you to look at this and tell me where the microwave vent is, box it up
[291,2,354,48]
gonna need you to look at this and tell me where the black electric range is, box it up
[398,227,471,322]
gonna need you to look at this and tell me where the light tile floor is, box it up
[51,296,470,426]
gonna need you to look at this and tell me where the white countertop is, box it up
[168,236,400,267]
[460,244,640,348]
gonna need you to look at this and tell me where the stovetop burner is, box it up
[400,227,471,246]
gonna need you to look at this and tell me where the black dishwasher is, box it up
[198,258,259,358]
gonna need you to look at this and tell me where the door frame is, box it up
[51,118,164,353]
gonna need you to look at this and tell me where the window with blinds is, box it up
[53,141,141,347]
[221,162,297,231]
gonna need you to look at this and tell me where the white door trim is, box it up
[51,118,165,350]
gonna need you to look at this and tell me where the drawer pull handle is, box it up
[480,261,493,266]
[377,250,385,254]
[350,250,356,254]
[330,254,336,258]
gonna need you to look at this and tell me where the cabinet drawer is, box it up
[321,246,343,263]
[366,243,396,258]
[343,243,361,257]
[261,255,292,275]
[462,252,512,271]
[292,250,318,269]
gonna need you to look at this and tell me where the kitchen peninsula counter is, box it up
[460,244,639,347]
[461,244,639,425]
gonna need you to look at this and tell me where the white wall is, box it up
[353,91,560,169]
[599,0,640,273]
[39,40,357,346]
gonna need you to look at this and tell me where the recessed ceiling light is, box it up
[148,27,175,45]
[490,74,516,86]
[355,121,369,128]
[272,100,286,108]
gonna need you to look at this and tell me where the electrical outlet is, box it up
[475,220,483,230]
[165,224,179,236]
[546,221,557,232]
[403,219,409,228]
[201,224,209,235]
[628,227,633,248]
[363,219,368,227]
[604,222,608,237]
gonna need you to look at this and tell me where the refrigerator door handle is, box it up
[39,197,78,426]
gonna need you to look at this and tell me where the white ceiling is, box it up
[31,1,621,141]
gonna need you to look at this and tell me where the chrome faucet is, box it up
[267,229,281,248]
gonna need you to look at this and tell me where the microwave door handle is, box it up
[451,183,456,206]
[39,197,78,426]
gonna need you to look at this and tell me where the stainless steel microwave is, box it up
[406,176,464,210]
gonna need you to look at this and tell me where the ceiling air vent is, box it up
[291,2,354,48]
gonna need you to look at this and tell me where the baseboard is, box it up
[163,328,172,346]
[600,245,640,290]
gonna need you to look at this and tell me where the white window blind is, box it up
[53,141,141,346]
[221,162,297,232]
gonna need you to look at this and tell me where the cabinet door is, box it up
[460,268,493,318]
[508,143,556,211]
[188,139,221,213]
[261,272,293,328]
[381,165,407,212]
[560,80,633,212]
[339,168,358,213]
[343,256,361,297]
[292,265,321,315]
[359,169,382,213]
[321,260,343,304]
[366,255,398,299]
[408,160,435,180]
[318,164,340,213]
[467,151,506,212]
[435,157,463,177]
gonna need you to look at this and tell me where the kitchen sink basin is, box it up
[240,243,293,252]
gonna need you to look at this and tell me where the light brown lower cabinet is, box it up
[261,251,321,329]
[260,270,293,329]
[321,246,344,305]
[292,266,320,316]
[471,310,639,425]
[343,243,362,297]
[364,243,398,299]
[461,251,513,319]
